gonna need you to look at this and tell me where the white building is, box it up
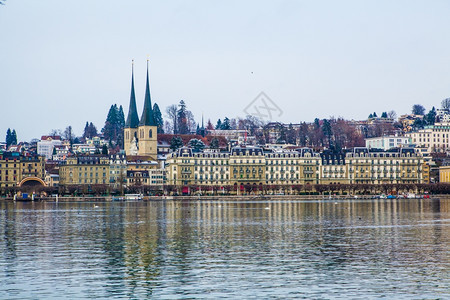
[52,145,70,161]
[72,144,97,155]
[436,109,450,123]
[405,122,450,153]
[37,136,62,159]
[365,136,411,150]
[109,153,127,188]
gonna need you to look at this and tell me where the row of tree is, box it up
[368,111,396,119]
[5,128,17,148]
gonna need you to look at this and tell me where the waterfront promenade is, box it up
[1,194,444,202]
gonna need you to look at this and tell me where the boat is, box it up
[252,194,270,200]
[124,194,143,201]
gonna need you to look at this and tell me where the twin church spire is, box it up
[125,60,156,129]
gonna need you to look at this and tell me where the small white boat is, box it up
[124,194,143,201]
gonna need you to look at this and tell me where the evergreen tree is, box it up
[216,119,222,129]
[103,105,118,142]
[83,122,90,139]
[188,138,205,152]
[413,118,424,130]
[196,124,201,135]
[314,118,320,129]
[210,137,220,149]
[177,100,189,134]
[373,112,378,118]
[102,144,108,155]
[221,117,231,130]
[11,129,17,145]
[170,136,184,151]
[381,112,388,118]
[5,128,11,147]
[88,122,97,138]
[368,113,373,119]
[118,105,125,128]
[426,106,437,125]
[322,119,332,148]
[153,103,164,134]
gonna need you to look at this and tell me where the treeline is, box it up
[8,183,450,197]
[5,128,17,148]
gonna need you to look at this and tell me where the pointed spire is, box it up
[139,59,157,126]
[125,60,140,128]
[201,113,204,129]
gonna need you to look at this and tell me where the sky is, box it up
[1,0,450,142]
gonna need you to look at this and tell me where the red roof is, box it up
[41,135,61,140]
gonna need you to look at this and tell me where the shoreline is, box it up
[1,194,445,202]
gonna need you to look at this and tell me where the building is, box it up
[405,122,450,153]
[72,144,97,155]
[365,136,411,150]
[125,156,163,189]
[37,136,62,159]
[0,152,45,189]
[52,145,70,161]
[399,114,424,132]
[124,60,158,160]
[439,163,450,183]
[166,146,426,193]
[59,155,110,186]
[436,109,450,123]
[45,173,60,188]
[346,148,424,184]
[109,153,127,189]
[264,148,320,186]
[423,163,430,184]
[207,129,255,144]
[320,150,348,184]
[166,148,231,189]
[126,169,166,188]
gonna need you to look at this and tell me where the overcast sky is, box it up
[1,0,450,141]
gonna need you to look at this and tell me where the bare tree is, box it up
[441,98,450,111]
[163,120,173,134]
[186,111,196,133]
[64,126,74,144]
[387,110,397,120]
[412,104,426,115]
[166,104,178,134]
[49,129,63,137]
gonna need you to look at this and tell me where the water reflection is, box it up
[0,198,448,299]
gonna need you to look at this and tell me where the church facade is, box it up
[124,61,158,160]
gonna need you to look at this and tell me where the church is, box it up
[124,60,158,160]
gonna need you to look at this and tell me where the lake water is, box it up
[0,198,448,299]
